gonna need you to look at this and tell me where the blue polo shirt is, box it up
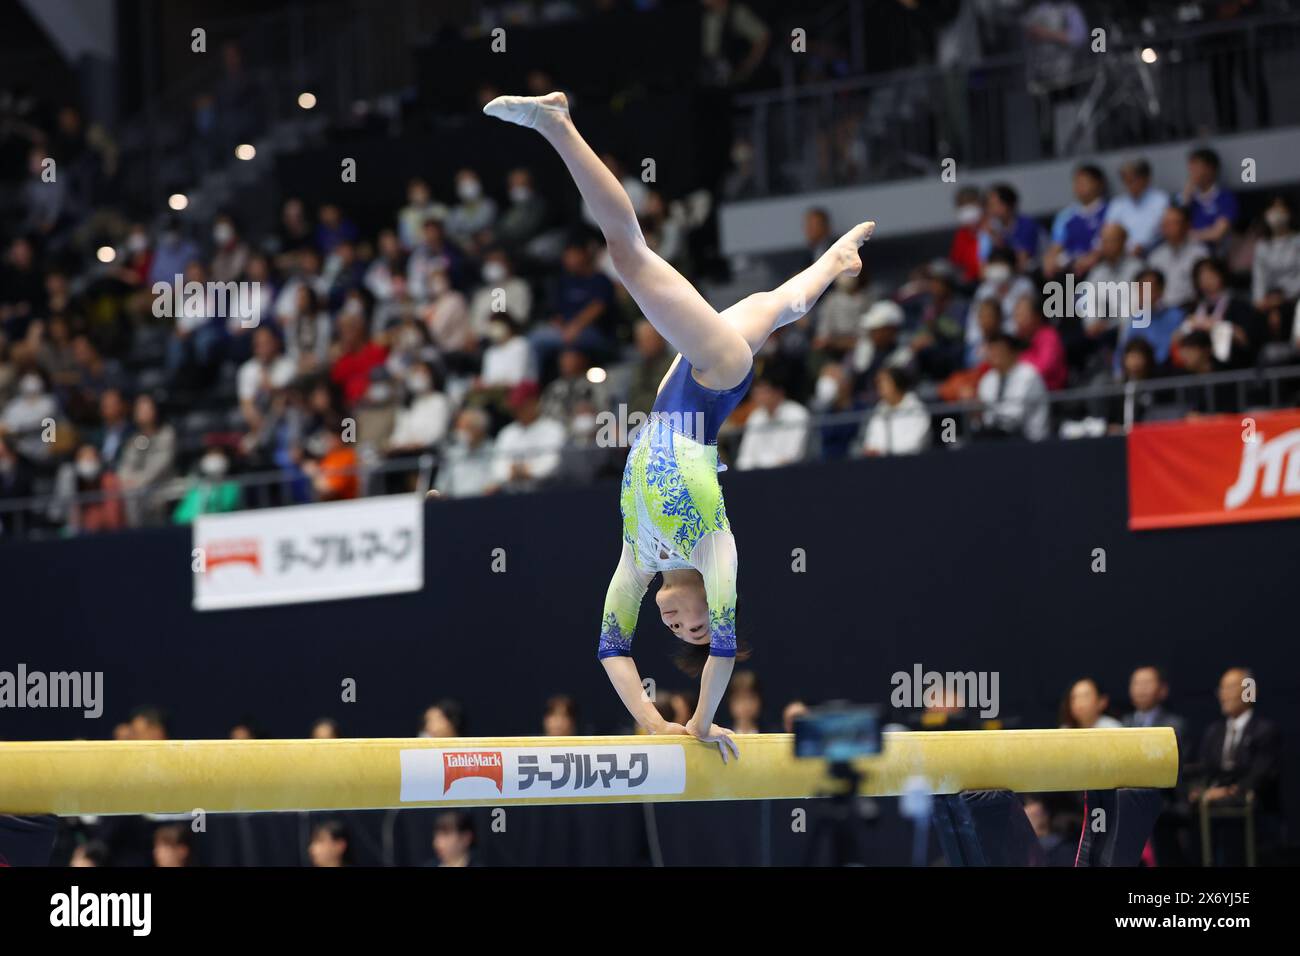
[1186,186,1238,232]
[1051,200,1109,258]
[977,214,1044,262]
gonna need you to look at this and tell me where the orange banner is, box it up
[1127,409,1300,530]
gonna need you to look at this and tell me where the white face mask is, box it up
[1265,209,1290,231]
[957,204,982,226]
[76,458,101,481]
[509,185,532,204]
[367,382,394,403]
[200,454,228,478]
[571,413,597,436]
[814,374,839,406]
[482,261,507,284]
[408,373,432,394]
[457,179,482,201]
[984,263,1012,283]
[213,223,235,245]
[20,374,43,397]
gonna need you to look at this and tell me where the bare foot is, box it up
[830,221,876,277]
[482,92,570,132]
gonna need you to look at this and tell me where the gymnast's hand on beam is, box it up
[649,720,689,735]
[685,719,740,763]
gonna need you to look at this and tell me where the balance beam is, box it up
[0,728,1177,816]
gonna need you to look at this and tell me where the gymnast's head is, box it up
[656,569,710,647]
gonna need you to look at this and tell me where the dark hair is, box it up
[673,639,752,678]
[1181,329,1213,351]
[1058,676,1110,728]
[1189,146,1221,172]
[1165,204,1191,224]
[1122,336,1156,365]
[130,705,170,735]
[955,186,982,206]
[1131,663,1168,685]
[427,698,465,735]
[543,694,578,723]
[153,823,193,853]
[986,247,1015,267]
[1136,267,1165,288]
[989,183,1019,209]
[311,819,353,864]
[877,365,914,395]
[1121,158,1152,179]
[985,331,1023,352]
[1192,256,1227,292]
[1075,163,1108,188]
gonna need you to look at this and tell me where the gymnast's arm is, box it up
[596,543,683,733]
[685,532,740,760]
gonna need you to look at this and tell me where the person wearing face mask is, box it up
[948,186,984,284]
[808,362,862,461]
[398,179,447,251]
[863,366,931,457]
[436,407,495,498]
[60,443,124,534]
[210,215,249,283]
[146,219,201,288]
[539,348,605,429]
[115,226,154,287]
[476,315,534,390]
[963,250,1033,362]
[978,184,1043,275]
[386,361,452,457]
[407,219,464,301]
[1252,197,1300,321]
[812,269,876,364]
[422,266,473,360]
[172,446,242,524]
[468,249,532,339]
[1,370,59,462]
[445,169,498,252]
[494,168,549,250]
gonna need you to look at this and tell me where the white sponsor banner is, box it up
[193,494,423,611]
[399,746,687,802]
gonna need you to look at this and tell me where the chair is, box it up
[1198,790,1256,867]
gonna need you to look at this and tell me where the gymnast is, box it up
[484,92,874,762]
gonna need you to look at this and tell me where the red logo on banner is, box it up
[442,751,504,793]
[1127,410,1300,530]
[204,538,262,573]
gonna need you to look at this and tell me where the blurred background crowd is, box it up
[2,0,1299,537]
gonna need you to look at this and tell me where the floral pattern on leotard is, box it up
[709,604,738,657]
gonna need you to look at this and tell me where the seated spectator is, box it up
[948,185,984,283]
[1059,677,1122,729]
[542,695,579,736]
[364,229,409,303]
[70,840,110,868]
[172,447,243,523]
[96,387,133,469]
[438,408,496,498]
[726,671,764,735]
[813,270,875,362]
[1102,337,1168,428]
[314,203,359,257]
[146,219,201,288]
[430,811,476,868]
[735,375,810,470]
[540,349,605,431]
[1023,796,1076,867]
[1,369,59,463]
[477,314,534,390]
[311,717,340,739]
[322,241,367,313]
[975,333,1049,441]
[907,264,967,382]
[58,443,124,535]
[209,214,250,283]
[468,248,532,339]
[963,250,1033,363]
[851,300,915,401]
[0,434,35,534]
[1147,205,1208,310]
[493,167,549,251]
[1117,268,1184,369]
[117,393,177,526]
[1044,164,1109,277]
[164,259,226,387]
[1176,257,1262,369]
[0,237,47,342]
[238,326,295,429]
[407,219,464,300]
[386,361,452,454]
[397,178,446,251]
[489,382,566,493]
[863,366,930,457]
[1103,158,1168,255]
[1181,146,1238,249]
[65,335,126,424]
[531,241,615,371]
[979,182,1042,273]
[279,282,332,376]
[1248,196,1300,312]
[1011,297,1067,391]
[330,311,389,406]
[625,319,674,418]
[421,265,474,357]
[308,820,352,867]
[304,419,359,501]
[809,362,862,460]
[153,824,194,868]
[445,168,498,253]
[1123,665,1187,755]
[421,698,465,737]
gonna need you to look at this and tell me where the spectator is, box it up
[964,250,1034,362]
[421,265,473,356]
[782,700,809,733]
[152,824,193,868]
[975,333,1049,441]
[1123,665,1187,755]
[1181,147,1238,249]
[948,186,984,283]
[1103,158,1169,255]
[801,207,834,264]
[1045,164,1109,276]
[407,219,464,300]
[438,407,496,498]
[1102,337,1168,428]
[0,237,46,341]
[70,840,110,868]
[129,705,170,740]
[1,369,58,462]
[163,260,226,386]
[1147,205,1209,309]
[273,197,315,265]
[96,387,133,469]
[625,319,674,418]
[311,718,340,739]
[1177,257,1261,368]
[726,671,763,735]
[397,178,446,251]
[532,241,615,370]
[0,433,34,534]
[147,220,201,288]
[209,214,250,283]
[60,443,125,534]
[1023,796,1076,867]
[736,374,810,470]
[489,382,566,492]
[314,203,359,257]
[863,366,931,456]
[851,300,915,400]
[980,183,1043,272]
[117,393,177,526]
[303,418,359,501]
[386,361,452,454]
[477,314,534,390]
[908,264,968,382]
[1251,196,1300,314]
[238,326,295,429]
[330,312,389,406]
[1011,296,1067,390]
[21,146,71,238]
[445,168,498,251]
[1117,268,1184,369]
[364,229,409,303]
[493,168,548,250]
[1058,677,1122,729]
[540,348,605,431]
[542,695,579,736]
[308,820,352,867]
[430,812,476,868]
[813,270,876,362]
[422,699,465,737]
[468,248,532,339]
[279,280,332,375]
[1076,222,1143,358]
[172,446,243,523]
[809,362,862,460]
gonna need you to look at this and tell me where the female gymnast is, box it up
[484,92,874,761]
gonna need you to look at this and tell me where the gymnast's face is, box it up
[657,576,710,645]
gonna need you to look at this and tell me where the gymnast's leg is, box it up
[483,92,752,387]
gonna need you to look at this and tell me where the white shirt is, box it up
[389,392,451,449]
[864,391,931,456]
[469,278,532,338]
[977,361,1050,441]
[1147,239,1210,308]
[736,400,810,471]
[480,337,534,387]
[1222,709,1253,768]
[439,439,495,498]
[492,416,567,487]
[1103,188,1169,252]
[237,355,296,403]
[1252,233,1300,302]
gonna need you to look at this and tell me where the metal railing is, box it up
[732,10,1300,197]
[3,364,1297,542]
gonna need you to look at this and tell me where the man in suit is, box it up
[1123,665,1188,756]
[1190,667,1282,864]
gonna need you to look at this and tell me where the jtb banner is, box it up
[1127,410,1300,530]
[193,495,423,610]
